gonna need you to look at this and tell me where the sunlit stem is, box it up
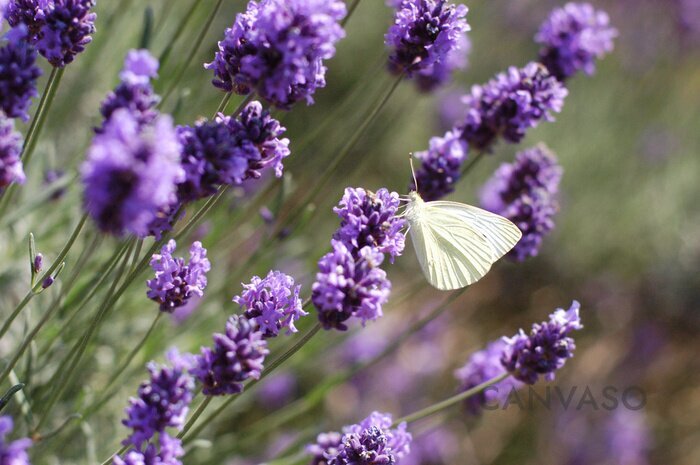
[158,0,205,68]
[393,372,510,425]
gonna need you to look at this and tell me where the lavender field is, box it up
[1,1,699,464]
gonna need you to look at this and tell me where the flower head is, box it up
[0,416,31,465]
[114,433,184,465]
[0,25,41,121]
[411,128,468,201]
[455,340,523,415]
[122,350,195,448]
[177,101,289,202]
[501,301,583,384]
[81,109,184,237]
[333,188,406,260]
[536,2,617,81]
[192,315,269,396]
[412,33,470,92]
[9,0,97,67]
[0,116,24,190]
[310,412,411,465]
[205,0,347,109]
[312,241,391,331]
[147,240,211,313]
[234,270,306,338]
[460,62,567,152]
[480,144,562,260]
[386,0,469,80]
[99,49,160,131]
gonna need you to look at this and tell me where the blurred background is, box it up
[1,0,699,464]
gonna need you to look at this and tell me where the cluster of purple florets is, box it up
[454,302,583,413]
[177,102,290,202]
[0,416,31,465]
[480,144,562,260]
[308,412,412,465]
[313,188,405,331]
[192,314,270,396]
[536,2,617,81]
[117,350,193,465]
[7,0,97,67]
[99,49,160,131]
[0,26,41,121]
[206,0,347,109]
[411,128,467,201]
[233,270,306,338]
[147,240,211,313]
[501,301,583,384]
[385,0,470,91]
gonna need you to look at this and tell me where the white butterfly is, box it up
[404,190,522,291]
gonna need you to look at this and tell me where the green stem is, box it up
[393,373,510,425]
[158,0,205,68]
[460,152,484,177]
[342,0,362,26]
[159,0,225,107]
[22,67,65,166]
[182,322,322,443]
[0,214,88,341]
[33,240,136,433]
[214,92,232,115]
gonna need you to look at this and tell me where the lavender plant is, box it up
[0,1,642,465]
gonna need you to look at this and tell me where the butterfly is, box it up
[403,162,522,291]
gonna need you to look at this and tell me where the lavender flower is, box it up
[536,2,617,81]
[114,433,184,465]
[411,128,467,201]
[0,116,24,190]
[480,144,562,260]
[333,188,405,260]
[501,301,583,385]
[147,240,211,313]
[0,26,41,121]
[234,270,306,338]
[192,315,269,396]
[460,62,567,152]
[99,49,160,131]
[122,351,195,448]
[205,0,347,109]
[308,432,343,465]
[454,340,523,415]
[309,412,411,465]
[177,101,289,202]
[413,34,470,92]
[81,109,184,237]
[312,241,391,331]
[8,0,96,67]
[0,416,31,465]
[386,0,469,80]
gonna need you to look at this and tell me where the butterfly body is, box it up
[405,191,522,291]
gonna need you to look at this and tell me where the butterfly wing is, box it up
[427,201,522,260]
[409,205,496,290]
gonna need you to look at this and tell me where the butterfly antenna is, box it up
[409,153,419,192]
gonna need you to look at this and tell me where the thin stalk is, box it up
[21,67,65,166]
[342,0,362,26]
[0,214,88,340]
[460,152,484,177]
[214,92,232,115]
[159,0,225,106]
[33,240,136,433]
[393,373,510,425]
[182,322,322,443]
